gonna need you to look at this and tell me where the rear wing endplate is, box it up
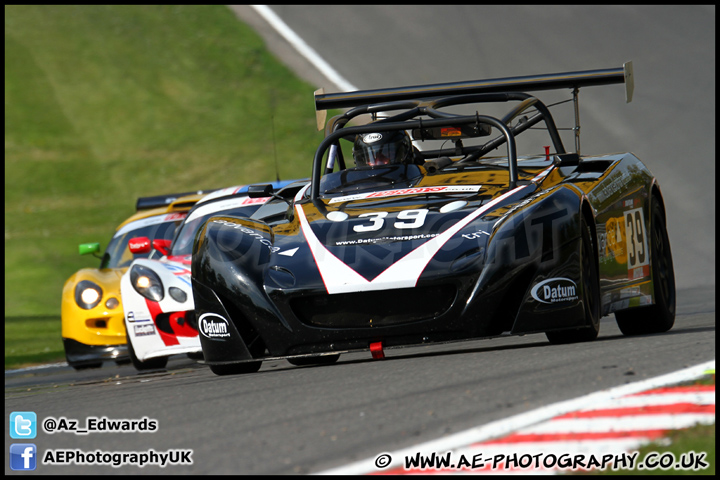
[314,62,633,128]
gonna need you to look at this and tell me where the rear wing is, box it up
[135,188,220,211]
[314,62,633,129]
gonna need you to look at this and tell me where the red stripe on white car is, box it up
[144,298,179,347]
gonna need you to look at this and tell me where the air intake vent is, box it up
[290,284,456,328]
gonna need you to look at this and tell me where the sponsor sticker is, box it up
[461,230,490,240]
[211,220,280,253]
[362,133,383,143]
[329,185,482,204]
[133,324,156,337]
[198,313,231,339]
[531,278,579,304]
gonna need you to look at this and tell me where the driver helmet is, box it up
[352,131,412,167]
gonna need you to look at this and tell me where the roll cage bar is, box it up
[310,63,633,201]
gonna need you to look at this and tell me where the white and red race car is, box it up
[120,180,303,370]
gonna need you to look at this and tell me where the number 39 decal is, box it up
[624,207,649,269]
[353,209,429,232]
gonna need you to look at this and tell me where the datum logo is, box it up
[10,444,37,471]
[10,411,37,439]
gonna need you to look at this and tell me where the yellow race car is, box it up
[61,191,210,369]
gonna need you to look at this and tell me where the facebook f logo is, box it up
[10,411,37,439]
[10,444,37,471]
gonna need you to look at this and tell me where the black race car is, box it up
[192,62,676,375]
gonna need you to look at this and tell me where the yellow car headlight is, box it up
[75,280,103,310]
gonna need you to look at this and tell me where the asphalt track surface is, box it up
[5,6,715,475]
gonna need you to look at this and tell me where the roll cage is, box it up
[310,63,633,201]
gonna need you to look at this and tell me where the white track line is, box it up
[5,362,69,374]
[250,5,357,92]
[315,360,715,475]
[573,392,715,409]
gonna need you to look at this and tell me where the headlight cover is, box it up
[105,297,120,310]
[75,280,103,310]
[130,264,164,302]
[168,286,187,303]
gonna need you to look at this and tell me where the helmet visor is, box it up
[354,142,408,167]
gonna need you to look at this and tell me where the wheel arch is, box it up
[650,182,668,224]
[580,198,599,271]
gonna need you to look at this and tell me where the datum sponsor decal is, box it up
[133,324,156,337]
[198,313,231,339]
[531,278,579,304]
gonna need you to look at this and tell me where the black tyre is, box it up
[210,361,262,376]
[207,312,267,375]
[546,215,600,344]
[126,331,168,371]
[615,199,675,335]
[287,354,340,367]
[70,362,102,370]
[186,351,204,361]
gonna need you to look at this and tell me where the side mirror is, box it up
[247,184,292,206]
[248,184,274,198]
[79,242,101,256]
[128,237,151,254]
[152,239,172,256]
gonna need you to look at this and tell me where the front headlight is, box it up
[130,264,164,302]
[75,280,103,310]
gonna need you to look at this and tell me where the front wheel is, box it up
[546,215,600,344]
[127,331,168,371]
[615,198,675,335]
[186,351,204,361]
[70,362,102,370]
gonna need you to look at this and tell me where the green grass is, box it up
[5,5,323,320]
[5,316,65,369]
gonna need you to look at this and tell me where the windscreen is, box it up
[101,213,187,269]
[170,196,267,256]
[319,164,423,197]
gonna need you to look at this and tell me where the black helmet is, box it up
[352,131,412,167]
